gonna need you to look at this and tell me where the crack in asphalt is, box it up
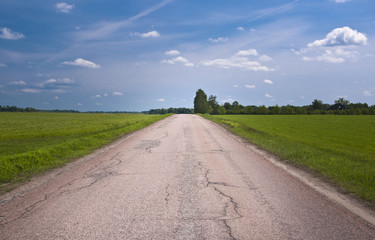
[165,184,170,206]
[201,167,242,240]
[0,152,122,226]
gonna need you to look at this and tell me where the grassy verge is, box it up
[201,114,375,204]
[0,112,170,191]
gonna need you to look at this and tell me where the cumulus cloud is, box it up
[202,49,274,71]
[0,27,25,40]
[165,50,181,56]
[9,81,26,85]
[364,91,373,96]
[258,55,273,62]
[265,93,273,98]
[308,27,367,47]
[209,37,228,43]
[36,78,75,92]
[296,27,367,63]
[113,91,123,96]
[56,3,75,13]
[156,98,165,102]
[236,49,258,57]
[134,31,160,38]
[302,48,359,63]
[264,79,273,84]
[237,26,245,31]
[221,97,234,103]
[161,56,194,67]
[62,58,101,69]
[245,84,256,89]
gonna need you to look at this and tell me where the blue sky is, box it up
[1,0,374,111]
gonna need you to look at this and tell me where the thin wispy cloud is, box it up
[0,27,25,40]
[62,58,101,68]
[333,0,351,3]
[244,0,299,23]
[113,91,123,96]
[75,0,172,41]
[56,3,75,13]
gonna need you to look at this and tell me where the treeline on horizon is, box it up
[193,89,375,115]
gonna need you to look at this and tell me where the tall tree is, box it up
[194,89,208,114]
[208,95,219,115]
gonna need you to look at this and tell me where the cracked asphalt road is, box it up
[1,114,375,239]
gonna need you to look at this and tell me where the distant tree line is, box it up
[145,107,194,115]
[193,89,375,115]
[0,105,37,112]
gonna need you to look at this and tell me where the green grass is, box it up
[202,114,375,204]
[0,112,170,189]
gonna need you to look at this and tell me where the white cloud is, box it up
[9,81,26,85]
[103,93,108,97]
[308,27,367,47]
[30,78,75,93]
[364,91,373,96]
[209,37,228,43]
[264,79,273,84]
[54,96,59,100]
[56,3,75,13]
[297,27,367,63]
[265,93,273,98]
[236,49,258,56]
[136,31,160,38]
[75,0,172,41]
[94,95,101,98]
[161,56,194,67]
[165,50,181,56]
[237,26,245,31]
[156,98,165,102]
[22,88,40,93]
[221,98,234,103]
[258,55,273,62]
[113,91,123,96]
[202,50,273,71]
[77,103,83,106]
[333,0,351,3]
[302,48,359,63]
[245,84,256,89]
[0,27,25,40]
[62,58,101,69]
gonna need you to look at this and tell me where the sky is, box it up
[1,0,375,111]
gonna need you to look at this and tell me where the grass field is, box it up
[202,114,375,204]
[0,112,169,190]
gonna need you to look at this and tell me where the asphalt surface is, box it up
[1,114,374,239]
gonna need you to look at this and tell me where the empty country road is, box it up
[1,114,374,239]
